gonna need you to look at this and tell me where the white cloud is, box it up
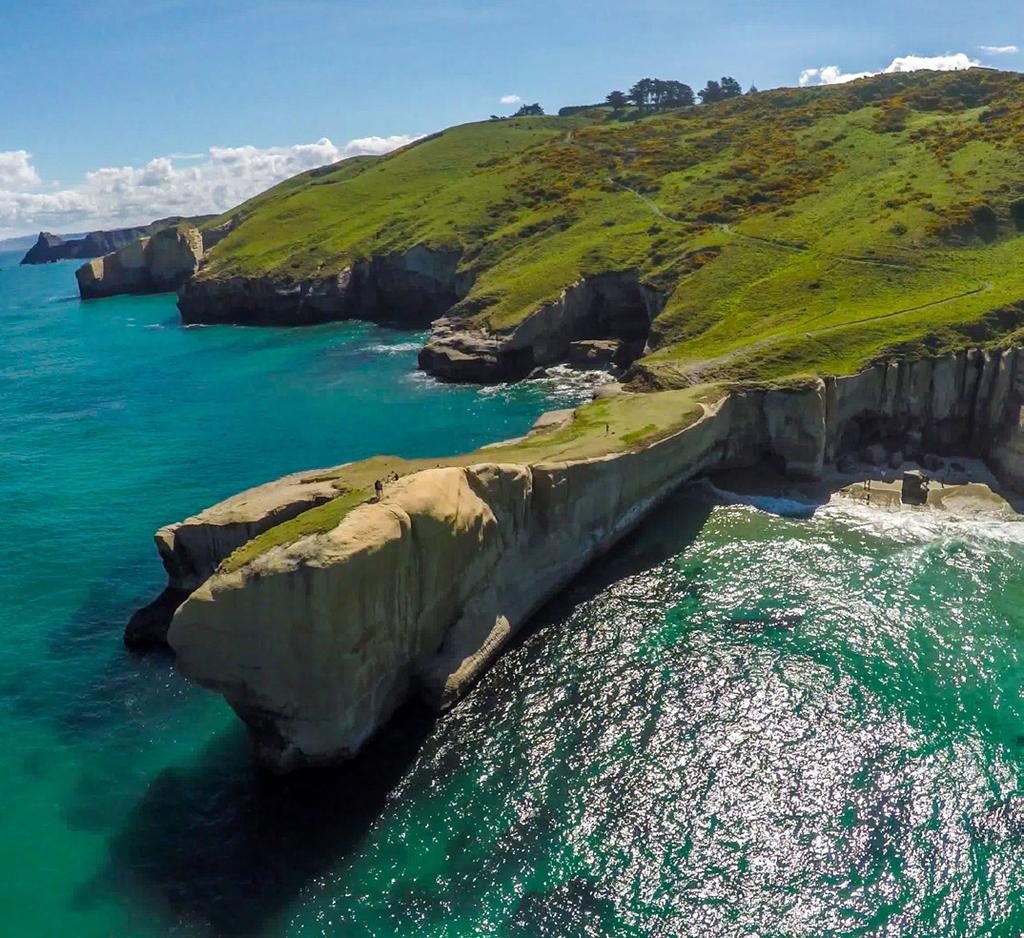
[799,52,980,87]
[0,151,41,191]
[799,65,873,87]
[979,44,1019,55]
[500,94,521,105]
[0,134,421,239]
[341,135,420,157]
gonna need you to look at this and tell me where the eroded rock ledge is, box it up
[177,259,663,382]
[77,225,206,300]
[136,346,1024,771]
[177,246,472,328]
[418,272,665,383]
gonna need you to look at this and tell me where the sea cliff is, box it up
[20,215,216,266]
[135,345,1024,771]
[177,246,471,328]
[21,227,151,265]
[74,217,234,300]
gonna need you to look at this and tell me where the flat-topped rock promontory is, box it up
[120,67,1024,770]
[137,346,1024,770]
[19,215,216,266]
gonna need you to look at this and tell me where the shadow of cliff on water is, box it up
[500,487,715,658]
[86,704,436,936]
[1,550,184,741]
[87,487,718,936]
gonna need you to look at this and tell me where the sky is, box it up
[1,0,1021,238]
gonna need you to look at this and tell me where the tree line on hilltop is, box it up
[607,76,750,112]
[490,76,756,121]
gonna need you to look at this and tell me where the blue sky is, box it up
[1,0,1021,236]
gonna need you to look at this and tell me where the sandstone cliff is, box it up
[177,253,663,382]
[124,465,352,648]
[20,215,215,266]
[126,345,1024,771]
[177,246,471,327]
[76,225,204,300]
[169,406,736,770]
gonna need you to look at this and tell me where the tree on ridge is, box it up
[699,77,742,104]
[606,90,628,112]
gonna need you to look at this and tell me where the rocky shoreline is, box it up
[76,219,236,300]
[177,245,471,328]
[174,248,665,383]
[129,345,1024,771]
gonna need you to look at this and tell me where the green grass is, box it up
[200,68,1024,387]
[217,386,714,572]
[220,487,370,574]
[195,69,1024,574]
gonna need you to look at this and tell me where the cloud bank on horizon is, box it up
[0,134,420,239]
[798,52,983,87]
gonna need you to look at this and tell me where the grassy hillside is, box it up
[201,68,1024,385]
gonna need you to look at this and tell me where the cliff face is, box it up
[147,346,1024,770]
[180,260,662,382]
[76,225,204,300]
[169,409,735,771]
[419,272,665,383]
[177,246,471,328]
[20,227,149,265]
[20,215,213,266]
[124,465,350,648]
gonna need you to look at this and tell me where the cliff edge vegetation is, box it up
[187,68,1024,385]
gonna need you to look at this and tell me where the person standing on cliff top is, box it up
[374,479,383,500]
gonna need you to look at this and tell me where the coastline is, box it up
[709,456,1024,520]
[149,345,1024,770]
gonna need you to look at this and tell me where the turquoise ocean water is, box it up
[3,251,1024,936]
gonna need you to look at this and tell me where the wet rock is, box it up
[905,429,923,459]
[419,271,664,383]
[124,586,192,650]
[922,453,944,471]
[861,443,887,466]
[837,453,859,473]
[889,450,904,469]
[568,339,618,367]
[901,469,929,505]
[593,382,624,400]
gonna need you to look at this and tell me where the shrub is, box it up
[1010,199,1024,231]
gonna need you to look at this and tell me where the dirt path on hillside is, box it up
[605,179,993,382]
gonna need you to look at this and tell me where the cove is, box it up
[4,254,1024,936]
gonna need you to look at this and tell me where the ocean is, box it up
[2,251,1024,936]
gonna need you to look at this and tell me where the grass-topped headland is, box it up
[196,68,1024,386]
[218,384,716,573]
